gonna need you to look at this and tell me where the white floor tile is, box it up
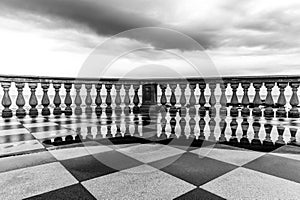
[82,164,195,200]
[190,147,265,166]
[116,143,186,163]
[201,167,300,200]
[0,162,78,200]
[0,140,44,156]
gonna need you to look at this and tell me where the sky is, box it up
[0,0,300,78]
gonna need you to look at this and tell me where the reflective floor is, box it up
[0,107,300,199]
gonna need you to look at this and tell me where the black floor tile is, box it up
[150,152,237,186]
[24,184,96,200]
[61,150,142,182]
[243,154,300,183]
[174,188,225,200]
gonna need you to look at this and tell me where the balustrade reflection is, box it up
[0,75,300,146]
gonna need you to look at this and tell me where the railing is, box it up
[0,74,300,147]
[1,74,300,118]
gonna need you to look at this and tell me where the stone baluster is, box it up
[179,117,186,138]
[208,118,216,141]
[95,84,102,116]
[85,84,93,114]
[251,118,262,145]
[160,112,167,139]
[189,83,196,116]
[219,82,227,117]
[241,83,250,117]
[189,117,196,139]
[264,82,275,118]
[199,117,206,140]
[169,83,177,117]
[1,82,12,118]
[209,83,216,117]
[289,127,297,144]
[263,120,273,145]
[179,83,187,117]
[276,125,285,145]
[198,83,206,117]
[124,84,131,114]
[133,84,140,114]
[29,83,38,117]
[276,82,287,118]
[229,117,238,143]
[170,117,176,138]
[288,82,300,118]
[53,83,62,116]
[74,83,82,116]
[218,116,227,142]
[64,83,73,116]
[160,83,167,112]
[105,84,113,115]
[41,82,50,116]
[230,83,239,117]
[240,118,249,144]
[252,83,262,117]
[114,84,122,115]
[15,82,26,118]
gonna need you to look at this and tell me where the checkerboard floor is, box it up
[1,114,300,199]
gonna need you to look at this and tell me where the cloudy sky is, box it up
[0,0,300,78]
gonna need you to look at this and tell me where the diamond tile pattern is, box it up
[0,116,300,199]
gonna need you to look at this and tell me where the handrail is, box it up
[1,74,300,84]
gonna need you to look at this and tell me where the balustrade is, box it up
[0,74,299,145]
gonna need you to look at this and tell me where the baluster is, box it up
[179,117,186,138]
[199,117,206,140]
[41,82,50,116]
[230,83,239,117]
[240,118,249,144]
[105,84,113,115]
[15,82,26,118]
[114,84,122,115]
[189,83,196,116]
[209,83,216,117]
[251,117,262,145]
[115,116,122,137]
[170,117,176,138]
[95,84,102,116]
[241,83,250,117]
[276,125,285,145]
[263,120,273,145]
[276,82,287,118]
[179,83,187,117]
[169,83,177,117]
[133,84,140,114]
[64,83,73,116]
[160,83,167,112]
[218,116,227,142]
[74,83,82,116]
[125,116,132,137]
[124,84,131,114]
[1,82,12,118]
[208,118,216,141]
[219,82,227,117]
[198,83,206,117]
[160,112,167,139]
[189,117,196,139]
[229,117,238,143]
[264,82,275,118]
[288,82,299,118]
[85,84,93,114]
[29,83,38,117]
[53,83,62,116]
[252,83,262,117]
[289,127,297,144]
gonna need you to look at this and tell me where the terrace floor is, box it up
[1,112,300,199]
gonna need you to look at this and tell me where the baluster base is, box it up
[264,107,274,118]
[230,107,239,117]
[42,108,50,116]
[64,107,73,116]
[29,108,38,118]
[276,108,287,118]
[288,108,299,118]
[16,108,26,118]
[95,107,102,116]
[2,109,12,118]
[53,107,62,116]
